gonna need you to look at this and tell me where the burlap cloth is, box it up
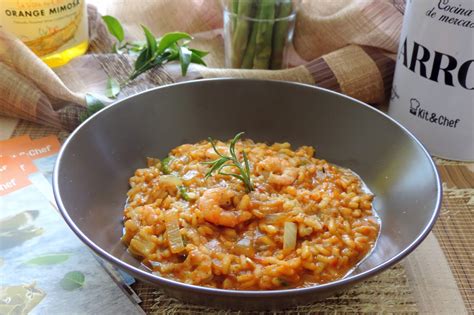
[0,0,401,130]
[0,0,472,313]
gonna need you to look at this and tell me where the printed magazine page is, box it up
[0,136,144,314]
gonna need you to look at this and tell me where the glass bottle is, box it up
[388,0,473,161]
[0,0,89,67]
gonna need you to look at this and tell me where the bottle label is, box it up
[388,0,473,161]
[0,0,88,57]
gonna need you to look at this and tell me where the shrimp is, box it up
[199,188,252,227]
[257,157,298,186]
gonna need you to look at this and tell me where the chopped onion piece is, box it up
[283,222,297,250]
[264,213,285,224]
[165,211,185,253]
[159,175,183,187]
[186,192,198,200]
[232,237,255,256]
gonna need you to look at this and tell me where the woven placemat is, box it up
[132,264,417,314]
[10,119,472,314]
[433,162,474,312]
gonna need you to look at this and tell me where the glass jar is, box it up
[223,0,299,69]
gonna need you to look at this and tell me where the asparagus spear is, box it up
[252,0,276,69]
[231,1,254,68]
[241,10,259,68]
[230,0,239,32]
[271,0,293,69]
[241,22,258,69]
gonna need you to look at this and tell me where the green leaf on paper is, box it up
[25,253,70,266]
[178,46,192,76]
[157,32,192,55]
[105,77,120,99]
[60,271,85,291]
[102,15,125,43]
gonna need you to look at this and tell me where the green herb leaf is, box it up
[161,156,173,174]
[79,94,106,122]
[178,185,190,201]
[102,15,125,43]
[128,26,162,80]
[204,132,254,192]
[129,40,145,48]
[243,151,251,176]
[60,271,85,291]
[190,53,207,66]
[128,41,145,55]
[25,253,70,266]
[178,45,192,76]
[130,53,167,80]
[85,93,105,108]
[219,170,245,183]
[165,43,180,61]
[130,48,155,80]
[157,32,192,55]
[229,132,241,157]
[150,53,168,67]
[134,48,150,71]
[141,25,157,56]
[105,77,120,99]
[209,137,226,158]
[204,157,230,179]
[189,48,209,58]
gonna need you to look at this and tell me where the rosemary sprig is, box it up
[204,132,254,192]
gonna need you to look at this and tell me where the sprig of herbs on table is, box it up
[80,16,209,122]
[203,132,254,192]
[102,15,209,98]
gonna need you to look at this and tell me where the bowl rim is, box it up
[53,78,442,297]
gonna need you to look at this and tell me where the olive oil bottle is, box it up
[0,0,88,67]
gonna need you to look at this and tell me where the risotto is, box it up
[122,135,380,290]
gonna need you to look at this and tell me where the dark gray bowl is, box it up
[53,79,441,310]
